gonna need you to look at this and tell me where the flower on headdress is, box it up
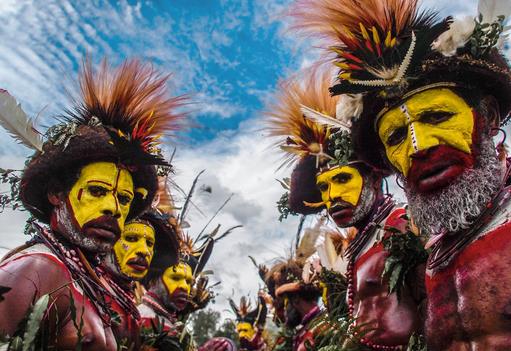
[432,16,476,56]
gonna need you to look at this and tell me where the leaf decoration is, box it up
[381,230,428,299]
[22,294,49,351]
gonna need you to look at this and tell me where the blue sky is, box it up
[0,0,484,322]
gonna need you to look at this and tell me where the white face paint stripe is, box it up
[400,103,419,152]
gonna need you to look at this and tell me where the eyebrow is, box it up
[121,189,134,196]
[87,180,113,186]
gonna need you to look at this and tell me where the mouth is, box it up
[127,258,148,272]
[413,161,465,193]
[84,221,121,243]
[329,203,354,224]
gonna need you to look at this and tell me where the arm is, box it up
[0,253,72,336]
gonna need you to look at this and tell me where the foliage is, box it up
[190,308,221,346]
[276,192,298,221]
[468,15,505,58]
[139,317,182,351]
[327,131,353,167]
[214,319,239,346]
[270,326,294,351]
[406,333,427,351]
[0,168,23,213]
[381,229,428,299]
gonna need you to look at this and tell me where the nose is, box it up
[102,193,121,218]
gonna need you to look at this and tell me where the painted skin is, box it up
[113,222,155,279]
[162,262,194,311]
[316,165,364,226]
[377,88,474,193]
[236,322,256,341]
[67,162,135,244]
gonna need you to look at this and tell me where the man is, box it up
[101,210,179,348]
[229,295,268,351]
[267,68,426,349]
[290,0,511,349]
[0,59,185,350]
[269,259,322,351]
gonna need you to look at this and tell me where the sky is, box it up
[0,0,483,324]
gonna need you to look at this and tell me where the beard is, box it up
[350,178,378,227]
[404,137,503,235]
[150,279,187,312]
[285,303,302,328]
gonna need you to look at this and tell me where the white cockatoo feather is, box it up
[300,104,351,131]
[0,90,43,151]
[478,0,511,23]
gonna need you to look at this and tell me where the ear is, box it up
[47,192,64,206]
[481,95,500,135]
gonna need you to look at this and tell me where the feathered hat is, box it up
[4,58,187,223]
[266,68,371,215]
[289,0,511,171]
[267,222,323,298]
[229,295,268,329]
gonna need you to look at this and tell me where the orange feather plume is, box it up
[73,58,188,153]
[288,0,419,44]
[265,67,338,168]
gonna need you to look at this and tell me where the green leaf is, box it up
[22,294,49,351]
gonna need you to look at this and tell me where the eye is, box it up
[386,126,408,146]
[146,239,154,248]
[117,194,132,206]
[125,235,138,243]
[419,111,455,125]
[317,182,328,192]
[88,185,108,197]
[333,173,352,184]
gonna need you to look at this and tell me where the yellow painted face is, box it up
[162,262,194,295]
[316,165,364,208]
[236,322,256,340]
[377,88,474,176]
[113,222,155,279]
[67,162,134,230]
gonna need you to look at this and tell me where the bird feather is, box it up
[0,90,43,151]
[300,104,351,131]
[478,0,511,23]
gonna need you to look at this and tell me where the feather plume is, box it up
[296,218,325,263]
[0,90,43,151]
[68,58,188,153]
[478,0,511,23]
[300,104,350,130]
[265,68,337,168]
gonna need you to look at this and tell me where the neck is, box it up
[353,191,385,231]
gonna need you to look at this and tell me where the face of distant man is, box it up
[53,161,135,252]
[316,165,378,227]
[236,322,256,341]
[112,221,155,279]
[162,262,194,311]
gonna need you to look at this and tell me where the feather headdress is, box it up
[63,58,188,164]
[266,68,338,168]
[229,295,268,327]
[289,0,448,95]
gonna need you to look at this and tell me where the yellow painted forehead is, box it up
[236,322,253,330]
[79,162,134,191]
[123,222,155,239]
[165,262,193,279]
[316,165,361,183]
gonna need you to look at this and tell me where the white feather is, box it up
[336,94,363,123]
[432,16,476,56]
[478,0,511,23]
[0,90,43,151]
[300,104,351,131]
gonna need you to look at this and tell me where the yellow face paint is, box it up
[113,222,155,279]
[67,162,134,230]
[162,262,194,295]
[236,322,256,340]
[316,165,364,209]
[320,282,328,307]
[377,88,474,176]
